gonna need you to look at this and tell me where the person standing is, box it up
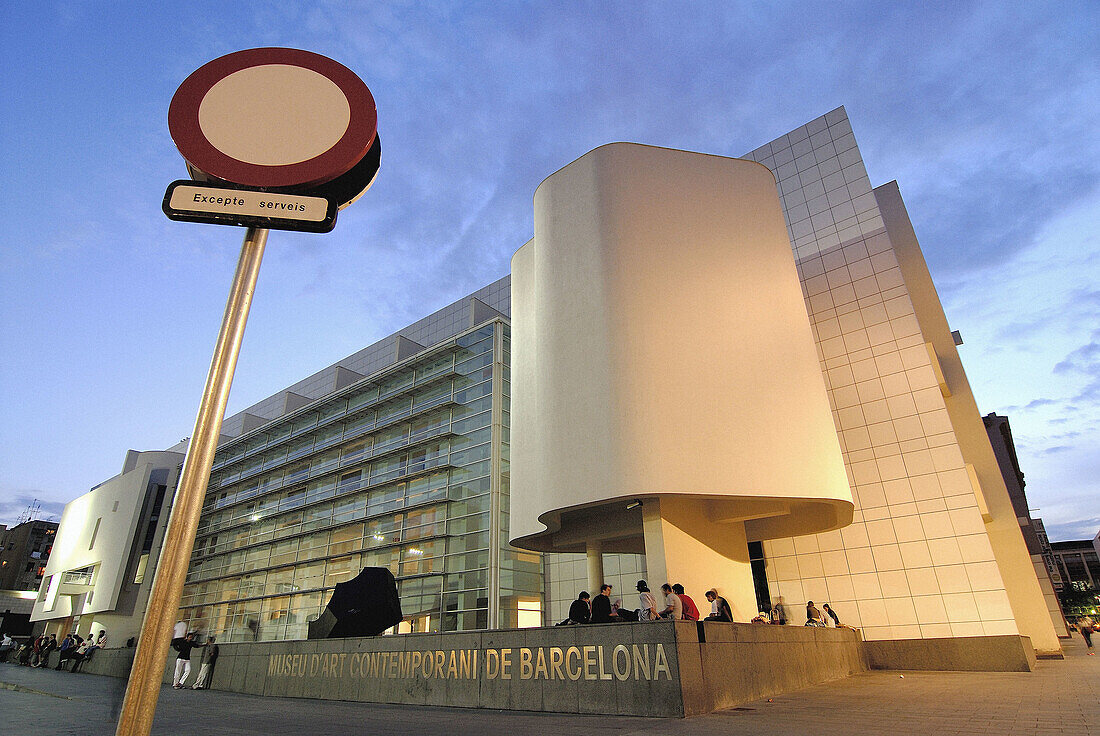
[672,584,700,621]
[636,581,659,621]
[0,633,16,662]
[54,634,74,669]
[1077,615,1095,654]
[192,636,219,689]
[660,584,683,620]
[703,589,734,622]
[567,592,591,624]
[591,585,618,623]
[172,632,201,688]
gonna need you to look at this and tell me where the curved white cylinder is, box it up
[509,143,852,552]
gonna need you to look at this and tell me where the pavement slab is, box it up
[1,636,1096,735]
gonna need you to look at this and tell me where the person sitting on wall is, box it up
[805,600,824,627]
[822,603,841,627]
[672,584,700,621]
[703,589,734,622]
[591,585,619,623]
[613,599,638,622]
[636,581,659,621]
[69,637,94,672]
[18,640,34,666]
[567,591,591,625]
[659,584,683,620]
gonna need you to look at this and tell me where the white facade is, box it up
[31,449,182,642]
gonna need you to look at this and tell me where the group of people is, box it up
[0,629,107,670]
[564,580,735,624]
[562,583,851,630]
[171,631,219,689]
[803,600,843,627]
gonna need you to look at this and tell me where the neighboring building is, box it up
[1051,538,1100,591]
[517,108,1061,655]
[0,519,58,591]
[982,412,1069,637]
[179,296,543,642]
[0,590,39,638]
[30,448,184,644]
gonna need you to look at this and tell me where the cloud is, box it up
[0,493,65,527]
[1044,517,1100,542]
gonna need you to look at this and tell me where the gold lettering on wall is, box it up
[582,646,597,681]
[565,646,582,681]
[263,642,674,685]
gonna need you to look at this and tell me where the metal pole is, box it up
[116,226,268,736]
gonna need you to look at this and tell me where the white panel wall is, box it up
[746,109,1017,640]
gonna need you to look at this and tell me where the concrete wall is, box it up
[676,621,866,716]
[864,634,1036,672]
[71,622,869,717]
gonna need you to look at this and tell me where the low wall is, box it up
[67,621,867,717]
[683,621,868,715]
[864,634,1036,672]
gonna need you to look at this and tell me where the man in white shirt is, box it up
[659,584,682,620]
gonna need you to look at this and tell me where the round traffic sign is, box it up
[169,47,379,202]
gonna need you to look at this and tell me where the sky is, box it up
[1,2,1097,541]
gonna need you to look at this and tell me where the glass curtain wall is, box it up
[179,321,539,642]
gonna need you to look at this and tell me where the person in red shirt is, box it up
[672,583,700,621]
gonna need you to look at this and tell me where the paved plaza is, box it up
[1,637,1096,735]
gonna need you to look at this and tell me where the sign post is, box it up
[116,47,379,736]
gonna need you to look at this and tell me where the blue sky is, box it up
[1,2,1097,541]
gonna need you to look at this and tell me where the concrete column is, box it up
[641,498,757,621]
[586,541,604,594]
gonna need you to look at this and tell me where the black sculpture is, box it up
[307,567,402,639]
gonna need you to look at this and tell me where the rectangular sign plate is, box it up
[162,181,338,233]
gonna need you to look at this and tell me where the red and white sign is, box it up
[168,47,378,191]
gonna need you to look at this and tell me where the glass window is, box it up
[324,554,360,587]
[317,399,346,425]
[329,523,363,556]
[293,561,325,591]
[275,512,302,539]
[304,478,336,506]
[309,449,340,477]
[297,531,330,560]
[379,370,414,398]
[291,413,318,437]
[340,438,370,467]
[416,351,454,383]
[282,459,310,487]
[314,422,344,450]
[270,538,299,567]
[333,495,364,524]
[285,436,314,462]
[301,503,333,532]
[265,568,296,597]
[343,411,375,439]
[348,385,378,412]
[376,399,412,427]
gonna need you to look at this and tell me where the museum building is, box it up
[37,107,1062,658]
